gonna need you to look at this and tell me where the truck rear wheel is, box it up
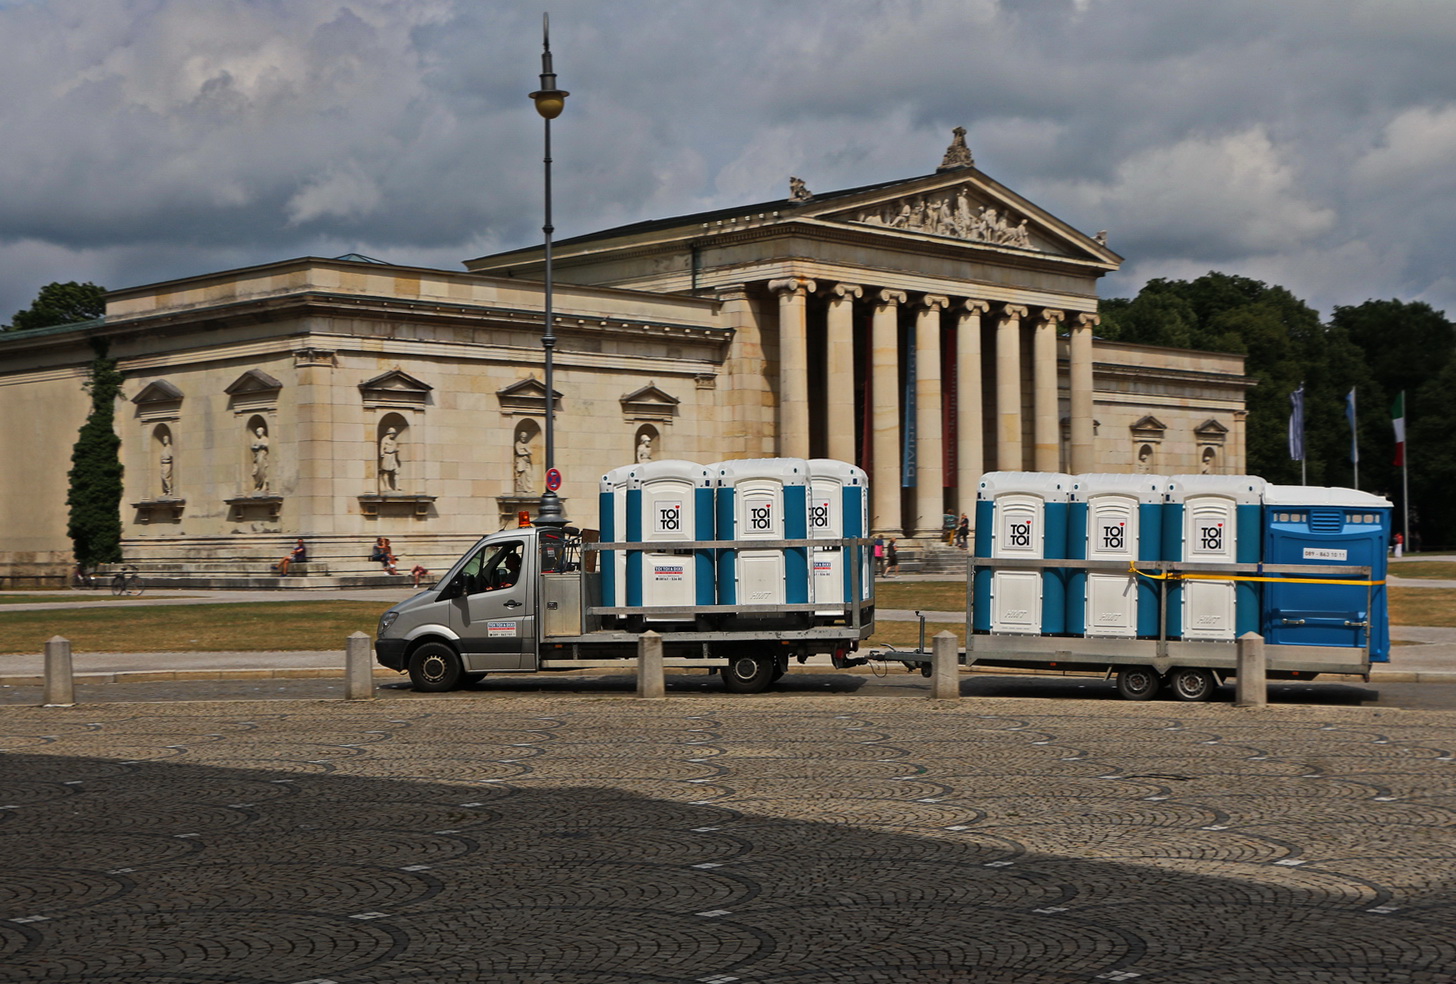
[1168,667,1216,702]
[1115,666,1161,701]
[408,642,463,692]
[721,654,774,694]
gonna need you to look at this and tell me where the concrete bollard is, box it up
[1235,631,1267,708]
[345,631,374,700]
[930,631,959,699]
[44,635,74,707]
[637,630,665,699]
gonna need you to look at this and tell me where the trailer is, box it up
[960,555,1381,701]
[374,523,875,694]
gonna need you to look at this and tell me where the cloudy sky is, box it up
[3,0,1455,323]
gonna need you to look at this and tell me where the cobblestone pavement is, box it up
[2,696,1454,982]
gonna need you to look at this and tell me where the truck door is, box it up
[448,537,536,671]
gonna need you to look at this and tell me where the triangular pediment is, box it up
[621,383,680,420]
[1195,418,1229,440]
[1131,415,1167,438]
[793,170,1120,265]
[223,369,282,396]
[131,379,183,405]
[359,369,433,395]
[497,376,562,414]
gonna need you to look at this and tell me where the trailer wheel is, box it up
[721,654,774,693]
[408,642,463,692]
[1115,666,1161,701]
[1168,667,1216,703]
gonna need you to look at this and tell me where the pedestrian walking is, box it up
[886,538,899,577]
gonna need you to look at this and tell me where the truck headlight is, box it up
[379,611,399,633]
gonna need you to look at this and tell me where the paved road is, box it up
[1,694,1453,982]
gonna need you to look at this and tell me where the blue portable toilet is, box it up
[1067,474,1163,638]
[1261,485,1392,662]
[598,464,635,619]
[1162,475,1266,640]
[625,460,715,621]
[808,459,871,615]
[973,472,1070,635]
[712,458,810,607]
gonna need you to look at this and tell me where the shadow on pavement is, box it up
[1,727,1453,983]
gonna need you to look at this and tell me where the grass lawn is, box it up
[1390,561,1456,579]
[0,601,387,655]
[0,578,1446,654]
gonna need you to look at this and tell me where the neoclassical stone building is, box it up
[0,136,1250,579]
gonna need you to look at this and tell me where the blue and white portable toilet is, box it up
[597,464,635,618]
[973,472,1071,635]
[1067,474,1163,638]
[808,458,871,615]
[625,460,715,620]
[712,458,810,608]
[1261,485,1392,661]
[1162,474,1266,640]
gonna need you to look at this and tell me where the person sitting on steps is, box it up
[274,538,307,576]
[370,537,399,575]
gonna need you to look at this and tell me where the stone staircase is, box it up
[892,541,972,577]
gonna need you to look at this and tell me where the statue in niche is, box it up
[378,427,401,492]
[158,433,174,497]
[514,428,534,494]
[636,433,654,463]
[250,424,270,492]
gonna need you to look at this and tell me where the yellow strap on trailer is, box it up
[1128,563,1384,587]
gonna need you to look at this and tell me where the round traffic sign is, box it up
[545,467,562,492]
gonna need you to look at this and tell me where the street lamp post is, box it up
[530,14,569,529]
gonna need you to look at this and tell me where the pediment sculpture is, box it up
[848,187,1037,250]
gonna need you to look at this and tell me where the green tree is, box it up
[66,341,124,569]
[7,281,106,331]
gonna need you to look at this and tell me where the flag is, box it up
[1346,388,1358,464]
[1288,384,1305,462]
[1392,391,1406,467]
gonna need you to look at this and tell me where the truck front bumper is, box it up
[375,638,409,672]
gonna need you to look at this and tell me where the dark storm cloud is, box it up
[2,0,1454,321]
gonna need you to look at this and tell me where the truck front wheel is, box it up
[1115,666,1161,701]
[408,642,464,692]
[721,654,774,694]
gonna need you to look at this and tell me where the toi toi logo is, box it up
[1008,521,1032,547]
[658,506,681,531]
[1102,524,1125,550]
[1200,525,1224,552]
[749,503,774,530]
[810,502,830,528]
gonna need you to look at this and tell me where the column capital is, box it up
[1000,303,1029,321]
[959,298,991,317]
[767,277,816,298]
[1038,309,1066,326]
[875,289,908,308]
[919,294,950,312]
[826,282,864,301]
[1073,311,1101,331]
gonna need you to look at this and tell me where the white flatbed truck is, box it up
[374,524,875,693]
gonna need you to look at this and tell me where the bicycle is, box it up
[111,565,145,597]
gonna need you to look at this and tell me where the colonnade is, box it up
[768,278,1098,539]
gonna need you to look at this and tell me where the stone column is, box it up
[956,299,989,512]
[995,304,1028,471]
[717,287,776,459]
[768,278,816,459]
[915,294,949,538]
[871,289,907,534]
[1069,312,1098,474]
[825,283,863,463]
[1034,309,1065,472]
